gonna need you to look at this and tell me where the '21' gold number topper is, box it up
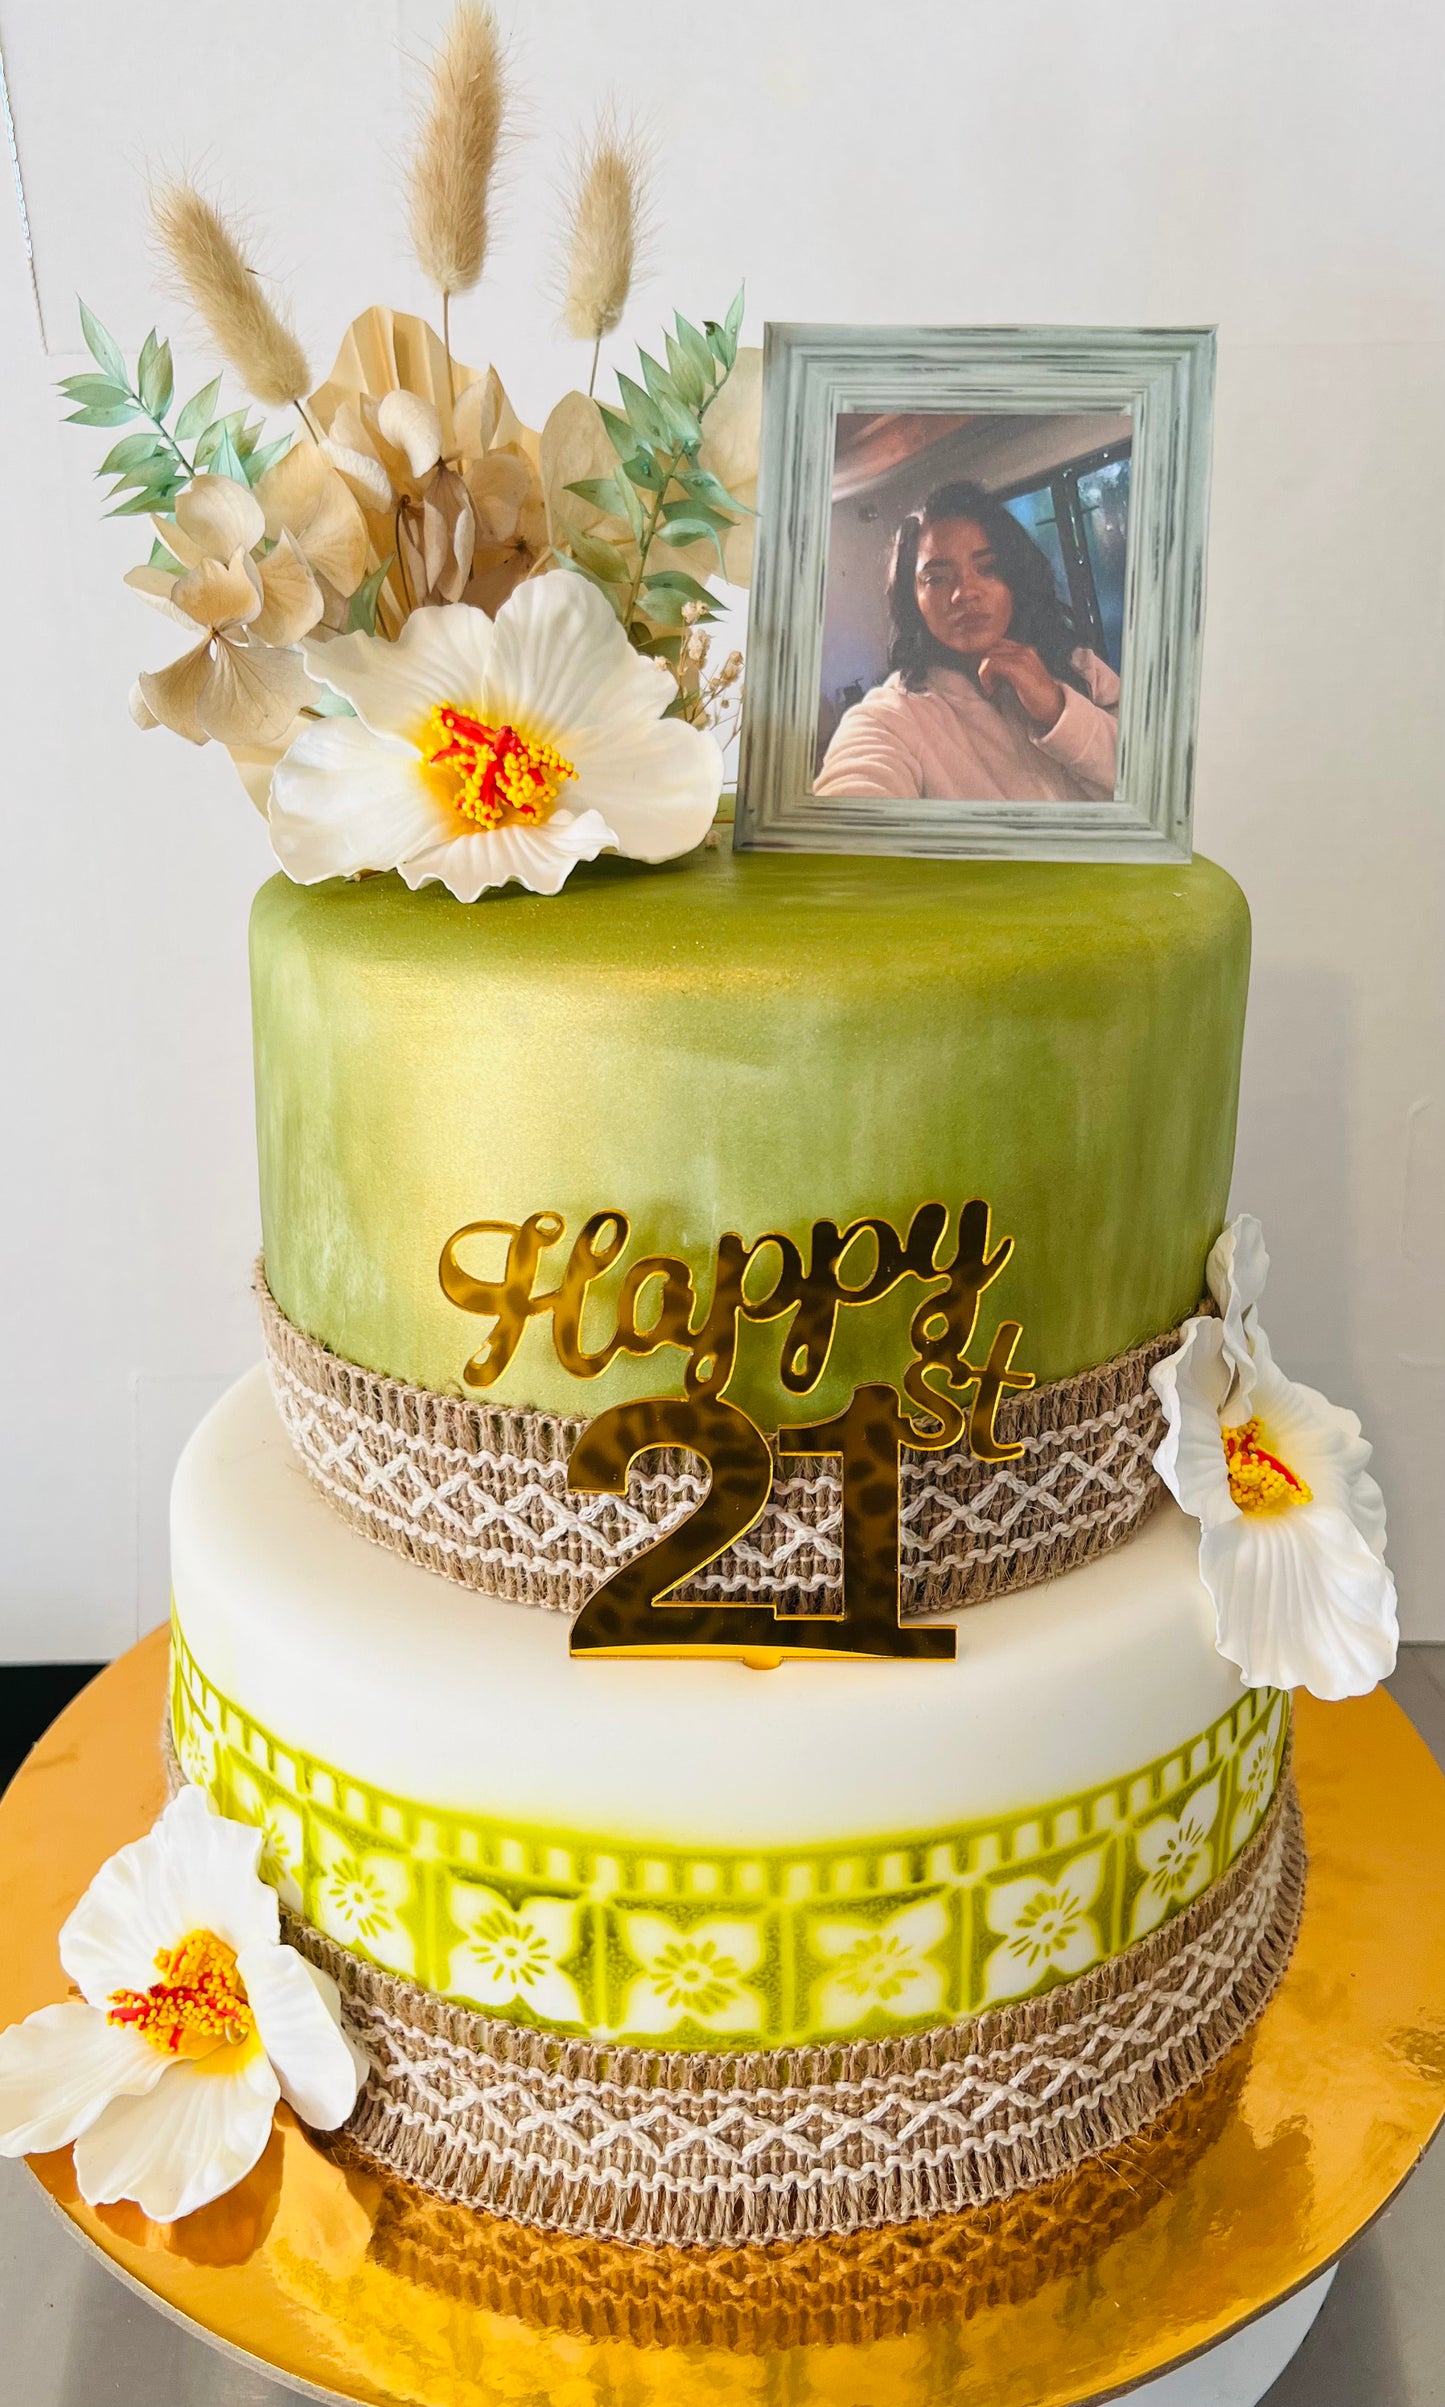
[439,1201,1033,1666]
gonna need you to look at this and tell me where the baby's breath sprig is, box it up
[675,599,745,744]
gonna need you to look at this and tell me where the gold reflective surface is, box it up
[438,1196,1032,1445]
[566,1392,782,1660]
[567,1388,957,1661]
[448,1195,1041,1666]
[6,1630,1445,2406]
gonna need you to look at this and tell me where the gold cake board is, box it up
[4,1629,1445,2407]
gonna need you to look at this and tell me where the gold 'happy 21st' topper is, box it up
[439,1201,1034,1665]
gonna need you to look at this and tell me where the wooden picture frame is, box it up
[733,324,1215,862]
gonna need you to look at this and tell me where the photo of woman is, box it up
[815,475,1120,804]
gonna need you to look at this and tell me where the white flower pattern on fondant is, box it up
[169,1628,1283,2044]
[1229,1697,1286,1858]
[447,1887,583,2025]
[225,1768,304,1913]
[812,1898,949,2028]
[1129,1777,1222,1941]
[620,1915,764,2037]
[177,1719,219,1795]
[311,1827,415,1976]
[983,1849,1107,2005]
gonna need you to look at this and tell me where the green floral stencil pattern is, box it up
[170,1620,1286,2051]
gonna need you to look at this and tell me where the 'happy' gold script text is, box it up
[439,1200,1033,1458]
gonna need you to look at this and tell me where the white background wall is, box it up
[1,0,1441,1657]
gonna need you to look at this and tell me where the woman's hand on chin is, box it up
[976,641,1065,730]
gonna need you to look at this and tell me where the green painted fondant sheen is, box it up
[171,1617,1287,2048]
[251,849,1250,1422]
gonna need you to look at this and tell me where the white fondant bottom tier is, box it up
[169,1369,1287,2050]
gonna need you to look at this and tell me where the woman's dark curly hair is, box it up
[887,479,1087,695]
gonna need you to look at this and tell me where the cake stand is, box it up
[4,1629,1444,2407]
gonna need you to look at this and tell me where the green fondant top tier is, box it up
[250,847,1249,1424]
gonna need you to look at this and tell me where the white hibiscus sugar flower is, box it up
[0,1788,363,2222]
[1151,1215,1398,1702]
[268,571,723,901]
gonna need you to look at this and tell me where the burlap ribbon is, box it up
[276,1773,1303,2247]
[359,2048,1251,2348]
[257,1265,1196,1615]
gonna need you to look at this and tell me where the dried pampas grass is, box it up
[151,180,310,410]
[408,1,507,313]
[560,117,649,372]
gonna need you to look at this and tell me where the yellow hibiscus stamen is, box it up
[422,702,576,830]
[1222,1418,1313,1514]
[107,1931,255,2061]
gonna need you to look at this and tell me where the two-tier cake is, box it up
[162,844,1311,2243]
[0,5,1399,2270]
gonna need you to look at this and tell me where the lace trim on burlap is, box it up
[257,1264,1199,1616]
[358,2047,1251,2346]
[275,1772,1303,2246]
